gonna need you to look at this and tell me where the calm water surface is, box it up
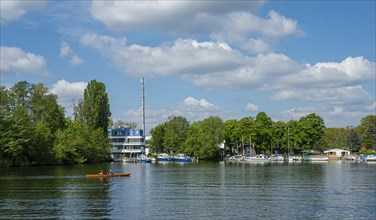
[1,161,375,219]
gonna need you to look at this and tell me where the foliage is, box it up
[111,119,137,129]
[255,112,273,152]
[149,122,166,153]
[298,113,326,149]
[320,128,349,149]
[0,81,111,167]
[78,80,111,135]
[358,115,376,150]
[163,115,190,153]
[348,128,361,151]
[184,116,225,159]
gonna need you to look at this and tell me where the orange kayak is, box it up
[86,173,131,177]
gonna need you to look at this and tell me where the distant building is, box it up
[323,149,351,159]
[108,127,145,161]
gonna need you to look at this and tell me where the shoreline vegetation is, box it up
[1,81,375,167]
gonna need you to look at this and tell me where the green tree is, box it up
[320,128,348,149]
[85,128,112,163]
[184,121,202,157]
[54,119,87,164]
[255,112,272,152]
[10,81,31,109]
[348,127,361,152]
[149,123,166,153]
[271,121,287,153]
[286,119,300,152]
[224,119,238,152]
[234,116,256,153]
[81,80,111,135]
[298,113,326,149]
[30,83,65,133]
[184,116,225,159]
[30,119,54,165]
[163,116,190,153]
[358,115,376,150]
[112,119,137,129]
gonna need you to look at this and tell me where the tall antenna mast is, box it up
[141,77,145,140]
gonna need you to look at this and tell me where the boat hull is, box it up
[86,173,131,178]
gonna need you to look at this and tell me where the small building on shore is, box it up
[323,149,351,159]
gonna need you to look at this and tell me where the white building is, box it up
[323,149,351,159]
[108,127,145,161]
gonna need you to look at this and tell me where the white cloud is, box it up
[90,1,265,33]
[0,0,48,24]
[282,56,375,88]
[60,41,72,58]
[122,96,233,134]
[183,96,216,111]
[81,34,245,78]
[70,55,84,66]
[245,103,259,112]
[89,1,301,53]
[0,46,49,77]
[50,80,87,116]
[272,85,374,105]
[81,34,375,114]
[59,41,84,66]
[273,101,376,128]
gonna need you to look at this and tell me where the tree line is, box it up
[1,81,375,166]
[0,80,111,167]
[149,113,376,159]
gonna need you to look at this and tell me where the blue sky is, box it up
[1,0,375,134]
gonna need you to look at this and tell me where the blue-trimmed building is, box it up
[108,127,145,161]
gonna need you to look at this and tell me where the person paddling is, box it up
[99,170,105,175]
[108,170,113,175]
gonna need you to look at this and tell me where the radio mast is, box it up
[141,77,145,140]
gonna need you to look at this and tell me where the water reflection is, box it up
[0,165,113,219]
[1,161,375,219]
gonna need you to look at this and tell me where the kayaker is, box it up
[99,170,105,175]
[108,170,113,175]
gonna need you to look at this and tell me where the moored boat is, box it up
[365,154,376,162]
[157,153,172,162]
[228,155,243,162]
[172,153,192,162]
[86,173,131,178]
[303,155,328,162]
[269,154,284,162]
[137,154,152,163]
[244,154,269,163]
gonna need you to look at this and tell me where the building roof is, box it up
[323,149,350,153]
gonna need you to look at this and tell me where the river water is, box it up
[0,161,375,219]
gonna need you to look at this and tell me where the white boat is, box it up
[244,154,269,163]
[303,155,328,162]
[157,153,172,162]
[172,153,192,162]
[365,154,376,162]
[228,155,243,162]
[345,154,358,161]
[269,154,284,162]
[137,154,152,163]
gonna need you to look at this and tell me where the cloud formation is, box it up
[0,46,49,77]
[50,80,87,116]
[122,96,233,133]
[0,0,47,24]
[89,1,302,53]
[245,103,259,112]
[80,33,375,128]
[59,41,84,66]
